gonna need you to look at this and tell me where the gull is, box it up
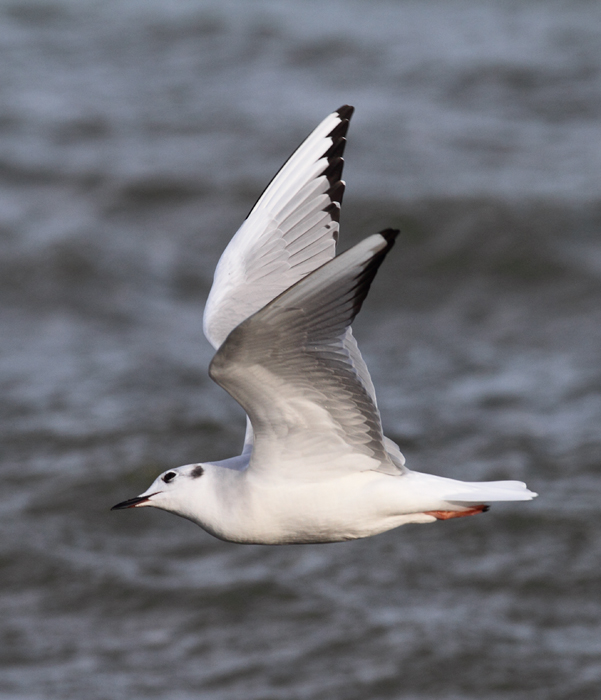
[112,106,537,544]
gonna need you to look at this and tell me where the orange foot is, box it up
[424,505,490,520]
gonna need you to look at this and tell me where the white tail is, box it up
[447,480,537,503]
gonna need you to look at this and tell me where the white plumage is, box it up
[112,106,537,544]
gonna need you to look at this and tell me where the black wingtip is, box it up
[323,200,342,223]
[378,228,401,246]
[323,156,344,185]
[327,180,345,204]
[336,105,355,120]
[324,135,346,160]
[327,107,354,141]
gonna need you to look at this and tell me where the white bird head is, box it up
[111,463,207,515]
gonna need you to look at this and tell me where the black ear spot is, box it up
[190,465,204,478]
[162,471,177,483]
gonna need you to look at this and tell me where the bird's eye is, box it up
[162,471,177,483]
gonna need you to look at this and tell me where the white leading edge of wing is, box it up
[203,106,354,350]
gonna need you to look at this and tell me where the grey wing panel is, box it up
[210,231,400,471]
[344,330,407,474]
[343,328,377,406]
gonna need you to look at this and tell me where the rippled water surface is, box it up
[2,1,601,698]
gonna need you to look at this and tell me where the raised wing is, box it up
[203,105,354,350]
[209,230,405,481]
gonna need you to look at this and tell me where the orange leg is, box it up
[424,505,489,520]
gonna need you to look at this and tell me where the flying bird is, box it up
[112,106,536,544]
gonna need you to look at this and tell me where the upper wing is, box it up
[203,105,354,350]
[209,230,405,481]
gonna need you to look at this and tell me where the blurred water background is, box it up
[1,1,601,698]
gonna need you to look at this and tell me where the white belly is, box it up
[196,471,438,545]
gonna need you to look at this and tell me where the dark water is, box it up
[2,1,601,698]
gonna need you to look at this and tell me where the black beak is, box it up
[111,494,155,510]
